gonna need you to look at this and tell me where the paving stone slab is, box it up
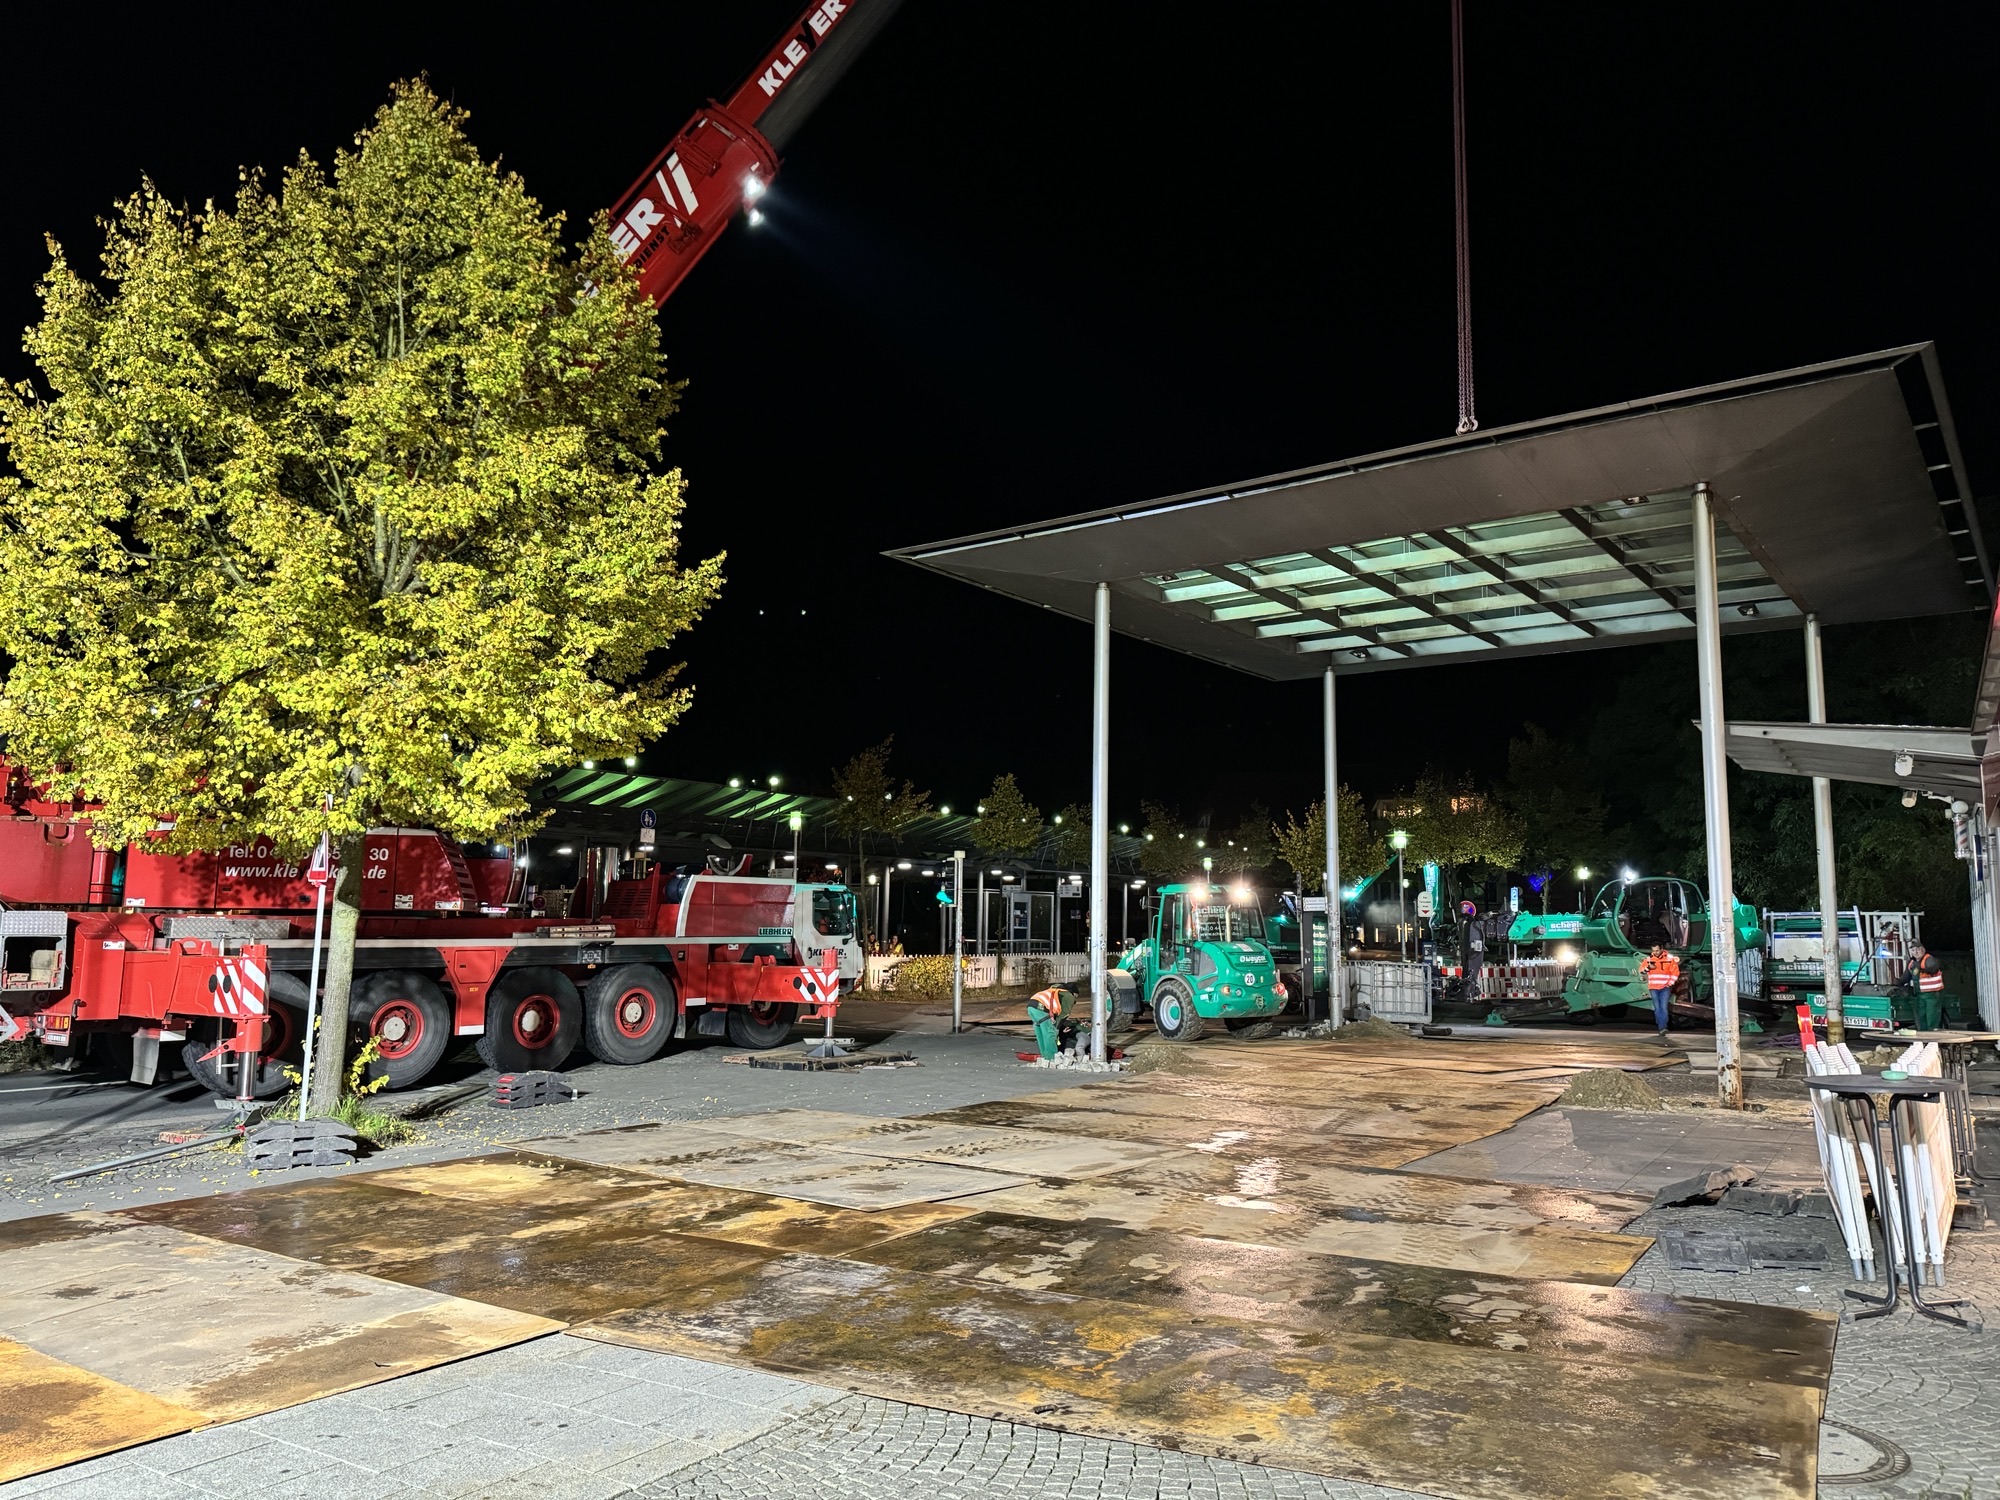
[669,1109,1181,1179]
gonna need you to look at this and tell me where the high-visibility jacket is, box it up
[1029,987,1070,1018]
[1915,952,1945,993]
[1639,951,1680,992]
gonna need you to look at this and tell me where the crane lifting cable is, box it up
[1451,0,1477,434]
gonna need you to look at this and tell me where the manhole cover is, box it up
[1818,1419,1911,1485]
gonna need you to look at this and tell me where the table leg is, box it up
[1888,1097,1979,1328]
[1845,1097,1900,1319]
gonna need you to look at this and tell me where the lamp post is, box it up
[788,812,803,882]
[865,872,879,951]
[1391,828,1409,961]
[951,850,965,1033]
[1575,865,1591,912]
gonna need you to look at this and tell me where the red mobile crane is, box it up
[0,4,900,1097]
[605,0,906,304]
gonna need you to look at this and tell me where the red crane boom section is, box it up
[606,0,866,305]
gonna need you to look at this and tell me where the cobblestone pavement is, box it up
[0,1335,1427,1500]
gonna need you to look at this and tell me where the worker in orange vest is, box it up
[1911,945,1945,993]
[1639,945,1680,1037]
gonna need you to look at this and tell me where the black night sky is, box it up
[2,3,1993,829]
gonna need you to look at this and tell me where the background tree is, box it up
[1051,802,1090,867]
[1396,772,1524,905]
[969,772,1041,856]
[1216,799,1276,875]
[830,738,932,936]
[1497,724,1608,908]
[1137,799,1190,877]
[1271,787,1372,894]
[0,83,723,1108]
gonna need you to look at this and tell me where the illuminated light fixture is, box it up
[1146,833,1155,841]
[922,868,935,877]
[768,775,781,788]
[729,777,742,788]
[1620,866,1637,884]
[582,759,596,769]
[897,860,912,870]
[846,794,854,801]
[784,853,797,862]
[555,846,574,855]
[940,805,951,816]
[788,813,803,832]
[976,803,986,814]
[515,856,529,869]
[884,792,894,801]
[1053,814,1064,825]
[1575,865,1591,881]
[1232,885,1252,901]
[990,868,1003,875]
[1196,839,1206,849]
[1391,828,1408,851]
[623,756,638,767]
[1002,874,1016,883]
[742,173,767,202]
[1131,878,1147,888]
[1176,833,1185,841]
[746,207,765,227]
[1737,602,1760,618]
[867,873,878,885]
[1118,823,1130,834]
[1202,856,1214,873]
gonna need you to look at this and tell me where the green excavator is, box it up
[1555,876,1763,1021]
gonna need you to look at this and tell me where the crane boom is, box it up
[606,0,904,305]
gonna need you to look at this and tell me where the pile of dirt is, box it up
[1328,1017,1421,1044]
[1557,1068,1667,1110]
[1854,1044,1905,1068]
[1124,1042,1206,1075]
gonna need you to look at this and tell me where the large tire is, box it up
[583,965,677,1065]
[724,1000,799,1049]
[477,966,582,1073]
[182,972,307,1098]
[354,970,453,1090]
[1151,979,1206,1043]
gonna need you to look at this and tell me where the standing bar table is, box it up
[1808,1072,1979,1329]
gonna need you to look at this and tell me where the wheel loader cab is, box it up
[1113,882,1287,1042]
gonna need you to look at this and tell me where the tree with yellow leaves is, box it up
[0,83,723,1107]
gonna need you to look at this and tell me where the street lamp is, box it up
[1575,865,1591,910]
[788,812,803,880]
[1391,828,1409,960]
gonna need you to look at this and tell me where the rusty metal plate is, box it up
[0,1217,559,1421]
[655,1145,1027,1209]
[671,1109,1180,1180]
[958,1180,1649,1283]
[848,1212,1834,1386]
[0,1337,203,1483]
[1113,1154,1651,1233]
[574,1253,1822,1500]
[134,1168,982,1267]
[916,1101,1457,1165]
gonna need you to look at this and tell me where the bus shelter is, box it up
[891,345,1987,1104]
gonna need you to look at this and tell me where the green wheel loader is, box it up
[1561,877,1763,1022]
[1108,883,1289,1042]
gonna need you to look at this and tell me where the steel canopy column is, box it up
[1089,582,1111,1063]
[1804,615,1844,1044]
[1324,665,1343,1022]
[1692,484,1743,1108]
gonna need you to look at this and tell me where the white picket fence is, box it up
[864,952,1089,992]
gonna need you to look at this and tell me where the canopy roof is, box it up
[891,346,1986,681]
[1724,721,1978,800]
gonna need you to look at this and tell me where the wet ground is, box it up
[3,1015,1995,1498]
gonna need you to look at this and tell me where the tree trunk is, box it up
[308,835,366,1114]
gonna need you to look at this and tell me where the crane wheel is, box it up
[477,967,582,1074]
[355,971,453,1089]
[1150,980,1206,1043]
[181,973,308,1098]
[583,965,676,1065]
[725,1000,800,1049]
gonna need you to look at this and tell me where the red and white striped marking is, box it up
[209,951,269,1017]
[792,959,841,1010]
